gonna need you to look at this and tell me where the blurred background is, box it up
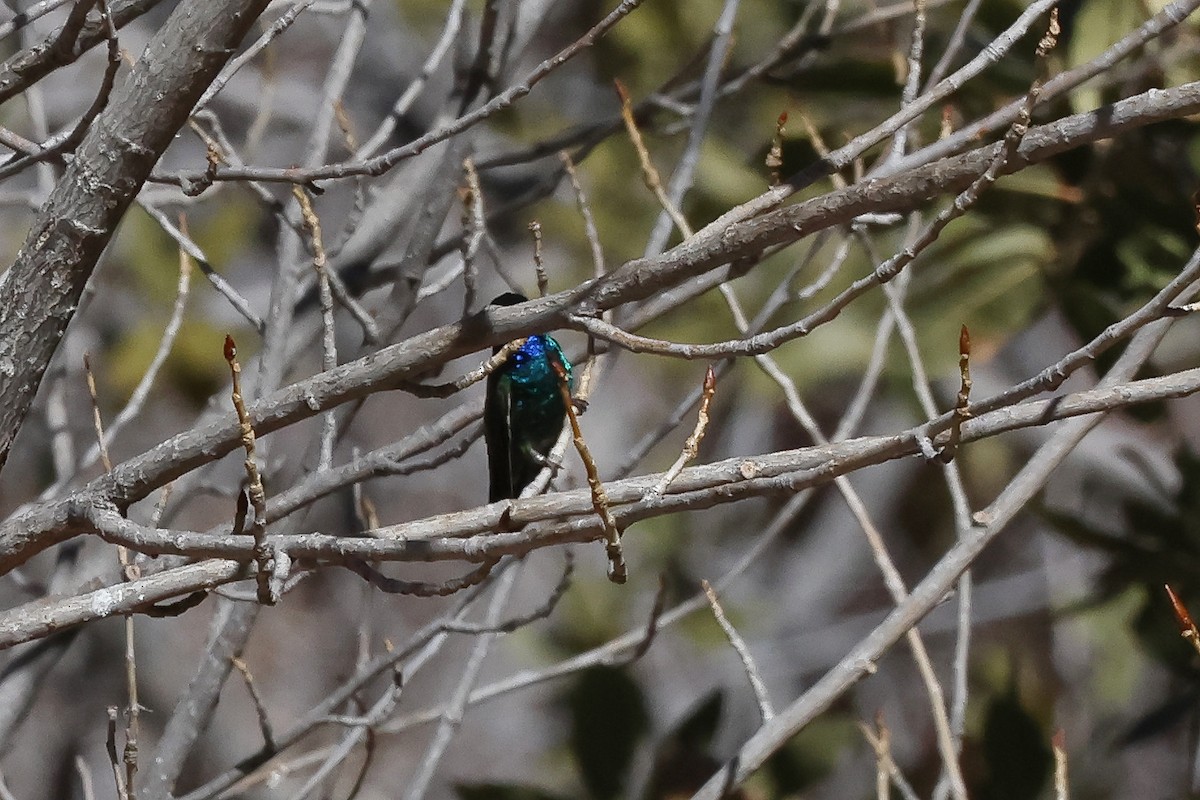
[3,0,1200,797]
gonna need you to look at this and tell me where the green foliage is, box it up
[1044,120,1199,357]
[1066,0,1149,113]
[759,715,859,796]
[1044,447,1200,675]
[106,321,236,408]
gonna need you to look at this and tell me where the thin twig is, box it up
[642,0,741,257]
[559,151,606,276]
[399,338,528,398]
[224,336,273,604]
[649,365,716,498]
[354,0,467,158]
[292,187,338,471]
[442,553,574,634]
[1053,729,1069,800]
[859,714,921,800]
[340,557,499,597]
[616,79,691,238]
[158,0,648,186]
[765,111,787,187]
[85,350,140,798]
[0,0,121,183]
[550,356,626,584]
[75,755,96,800]
[106,706,126,799]
[937,324,972,463]
[702,579,774,722]
[460,157,484,315]
[232,656,276,751]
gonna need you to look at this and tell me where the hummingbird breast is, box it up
[485,334,572,501]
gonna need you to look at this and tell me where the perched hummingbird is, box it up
[484,292,573,502]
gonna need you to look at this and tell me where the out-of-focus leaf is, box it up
[1119,688,1200,746]
[645,692,731,800]
[980,684,1052,800]
[107,321,238,408]
[671,690,723,750]
[566,665,649,799]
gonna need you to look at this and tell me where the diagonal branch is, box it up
[0,0,273,477]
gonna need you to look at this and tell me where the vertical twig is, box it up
[291,187,338,471]
[528,220,548,298]
[224,335,273,604]
[616,80,692,239]
[859,714,921,800]
[231,656,276,751]
[549,357,626,584]
[1053,729,1069,800]
[400,565,517,800]
[642,0,742,257]
[74,755,96,800]
[460,157,485,315]
[765,111,787,187]
[559,150,606,276]
[938,325,972,463]
[106,706,126,799]
[85,353,139,799]
[649,365,716,498]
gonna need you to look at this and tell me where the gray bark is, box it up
[0,0,273,474]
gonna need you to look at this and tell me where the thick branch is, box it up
[0,0,272,476]
[1,364,1195,649]
[1,81,1197,573]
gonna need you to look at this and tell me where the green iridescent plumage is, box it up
[484,293,573,502]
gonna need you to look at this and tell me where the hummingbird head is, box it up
[489,292,530,355]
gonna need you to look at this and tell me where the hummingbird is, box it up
[484,292,573,502]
